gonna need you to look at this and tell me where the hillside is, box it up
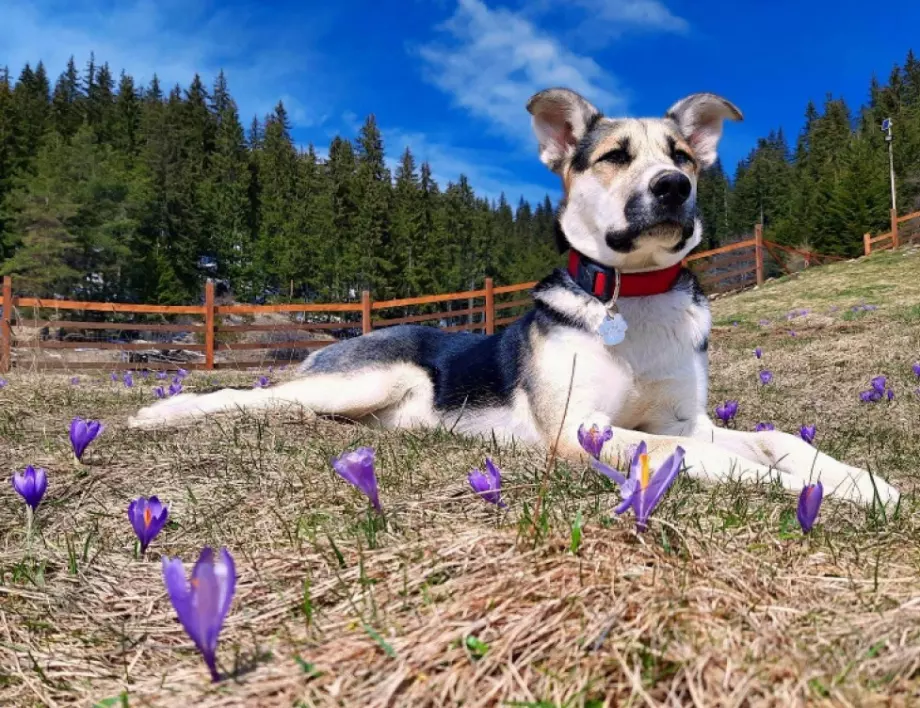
[0,249,918,706]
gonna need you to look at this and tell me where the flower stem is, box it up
[25,506,33,558]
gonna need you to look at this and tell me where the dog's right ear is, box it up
[527,88,601,173]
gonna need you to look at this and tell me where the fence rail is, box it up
[863,208,920,255]
[0,224,839,373]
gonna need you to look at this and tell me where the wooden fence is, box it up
[863,208,920,255]
[0,224,839,373]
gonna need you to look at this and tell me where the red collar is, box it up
[566,250,683,300]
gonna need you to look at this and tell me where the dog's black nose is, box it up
[650,171,692,208]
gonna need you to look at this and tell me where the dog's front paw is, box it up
[831,467,900,510]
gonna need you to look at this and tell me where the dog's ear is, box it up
[527,88,601,173]
[665,93,742,168]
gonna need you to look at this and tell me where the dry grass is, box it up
[2,249,920,707]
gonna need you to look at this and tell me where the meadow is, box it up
[2,247,920,707]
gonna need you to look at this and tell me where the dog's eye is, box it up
[673,150,694,167]
[597,148,631,166]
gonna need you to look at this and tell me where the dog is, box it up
[129,88,899,509]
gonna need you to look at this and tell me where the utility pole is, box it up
[883,118,897,213]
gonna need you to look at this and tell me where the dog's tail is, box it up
[128,369,412,430]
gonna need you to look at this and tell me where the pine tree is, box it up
[351,115,392,294]
[51,57,83,139]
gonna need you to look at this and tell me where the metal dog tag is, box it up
[598,312,628,346]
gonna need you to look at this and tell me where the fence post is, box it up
[204,279,215,370]
[891,208,899,249]
[361,290,372,334]
[0,276,11,374]
[484,277,495,335]
[754,223,764,286]
[864,233,872,256]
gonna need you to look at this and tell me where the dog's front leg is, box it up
[691,417,899,509]
[555,423,808,497]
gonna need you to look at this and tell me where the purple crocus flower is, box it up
[758,319,770,326]
[796,482,823,534]
[468,458,506,507]
[11,466,47,510]
[141,370,150,380]
[70,376,79,385]
[123,372,134,388]
[176,368,189,379]
[156,371,167,380]
[154,386,166,399]
[715,400,739,425]
[754,347,763,359]
[789,331,797,337]
[870,376,887,394]
[331,446,381,512]
[128,496,169,553]
[591,441,685,532]
[754,422,775,432]
[168,381,183,397]
[0,378,6,388]
[110,372,118,382]
[859,390,881,403]
[162,547,236,683]
[759,370,773,385]
[254,376,270,389]
[798,424,817,445]
[577,423,613,460]
[69,417,103,461]
[887,388,895,401]
[912,362,920,378]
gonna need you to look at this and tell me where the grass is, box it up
[2,247,920,707]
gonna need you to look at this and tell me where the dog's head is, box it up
[527,89,741,271]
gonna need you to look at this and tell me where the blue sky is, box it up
[3,0,920,206]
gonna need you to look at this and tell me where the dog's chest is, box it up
[537,288,710,432]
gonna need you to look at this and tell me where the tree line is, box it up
[698,48,920,256]
[1,52,919,303]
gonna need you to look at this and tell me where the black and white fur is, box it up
[130,89,899,508]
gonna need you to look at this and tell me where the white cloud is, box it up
[0,0,330,128]
[414,0,626,143]
[540,0,689,37]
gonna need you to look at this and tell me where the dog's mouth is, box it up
[642,221,683,240]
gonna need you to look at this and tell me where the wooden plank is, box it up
[754,223,764,286]
[493,281,537,295]
[371,288,485,310]
[868,232,893,244]
[494,297,531,311]
[485,277,494,335]
[494,315,522,327]
[0,276,11,373]
[14,340,207,352]
[373,306,484,328]
[700,250,756,271]
[215,302,362,315]
[442,323,476,333]
[211,358,328,368]
[14,319,205,333]
[700,266,755,288]
[361,291,372,334]
[896,209,920,224]
[204,280,215,370]
[684,238,757,263]
[216,340,334,351]
[15,360,207,371]
[15,297,205,314]
[216,321,352,333]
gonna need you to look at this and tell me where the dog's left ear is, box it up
[666,93,742,168]
[527,88,601,173]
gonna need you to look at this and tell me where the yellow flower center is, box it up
[144,508,152,529]
[639,453,651,490]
